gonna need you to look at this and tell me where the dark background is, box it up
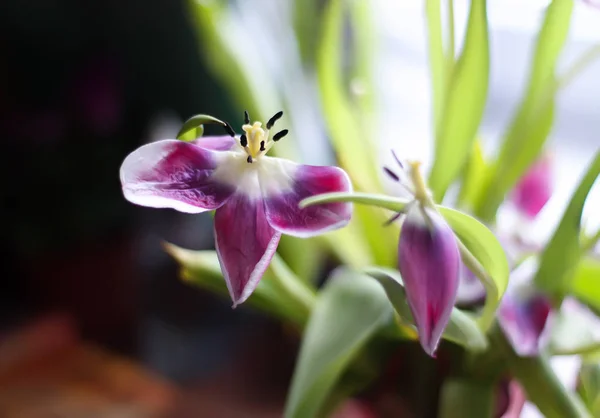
[0,0,272,384]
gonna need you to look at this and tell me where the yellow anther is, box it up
[242,121,266,158]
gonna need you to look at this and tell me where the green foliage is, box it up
[476,0,574,221]
[534,151,600,297]
[428,0,490,201]
[165,244,315,327]
[284,268,391,418]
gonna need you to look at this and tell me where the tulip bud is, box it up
[498,286,551,357]
[398,204,460,356]
[511,154,552,219]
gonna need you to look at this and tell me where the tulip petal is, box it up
[214,193,281,307]
[498,288,551,357]
[259,158,352,237]
[120,139,236,213]
[192,135,237,151]
[398,205,460,356]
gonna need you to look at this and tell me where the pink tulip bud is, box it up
[511,154,552,219]
[398,204,460,356]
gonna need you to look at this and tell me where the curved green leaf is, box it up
[176,113,229,141]
[428,0,489,201]
[365,266,487,352]
[284,268,391,418]
[439,206,509,331]
[165,243,314,327]
[534,151,600,296]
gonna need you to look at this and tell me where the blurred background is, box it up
[0,0,598,416]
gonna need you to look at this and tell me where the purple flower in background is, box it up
[511,153,552,219]
[120,111,352,306]
[397,203,461,357]
[498,284,552,357]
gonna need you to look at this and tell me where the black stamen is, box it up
[260,141,265,151]
[266,111,283,129]
[383,212,403,226]
[223,122,235,137]
[244,110,250,125]
[240,134,248,147]
[383,167,400,182]
[273,129,289,142]
[391,149,404,169]
[247,155,253,163]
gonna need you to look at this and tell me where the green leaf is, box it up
[425,0,445,132]
[284,268,391,418]
[364,267,487,352]
[165,243,314,327]
[316,0,379,193]
[176,114,228,141]
[572,257,600,313]
[439,378,494,418]
[457,139,492,211]
[438,207,509,330]
[578,362,600,416]
[477,0,573,221]
[534,151,600,296]
[428,0,489,201]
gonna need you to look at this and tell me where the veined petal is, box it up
[192,135,237,151]
[498,287,552,357]
[120,139,235,213]
[259,157,352,238]
[398,204,460,357]
[214,193,281,307]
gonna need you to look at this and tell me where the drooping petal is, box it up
[511,153,552,219]
[214,193,281,307]
[398,204,460,357]
[192,135,237,151]
[498,286,552,357]
[120,139,236,213]
[259,157,352,237]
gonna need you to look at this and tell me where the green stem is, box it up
[491,325,591,418]
[439,378,494,418]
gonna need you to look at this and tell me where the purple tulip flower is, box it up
[120,111,352,306]
[398,203,461,356]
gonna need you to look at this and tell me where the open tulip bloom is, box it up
[120,111,352,306]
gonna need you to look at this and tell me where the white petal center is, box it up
[211,150,295,200]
